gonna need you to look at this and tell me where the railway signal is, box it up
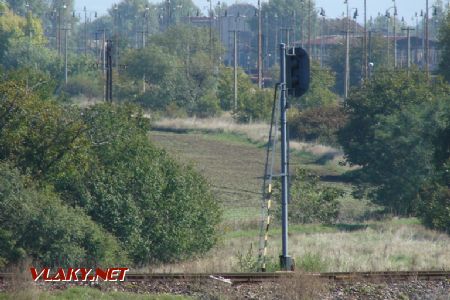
[279,44,310,271]
[286,47,310,98]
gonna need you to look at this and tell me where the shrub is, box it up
[419,183,450,233]
[288,105,347,146]
[63,74,102,100]
[234,88,273,123]
[0,78,222,265]
[0,162,128,269]
[274,169,343,224]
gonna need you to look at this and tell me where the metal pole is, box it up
[425,0,429,79]
[279,43,291,271]
[364,0,368,80]
[407,28,411,70]
[394,3,397,68]
[58,7,61,56]
[234,30,238,110]
[345,0,350,99]
[257,0,262,88]
[84,6,87,56]
[387,16,390,67]
[64,28,68,84]
[402,27,415,73]
[209,0,212,60]
[308,0,312,55]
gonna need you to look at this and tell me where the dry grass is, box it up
[142,220,450,273]
[153,115,341,158]
[153,114,270,143]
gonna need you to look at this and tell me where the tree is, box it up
[122,25,220,116]
[338,70,450,216]
[296,61,339,108]
[326,33,388,95]
[0,6,45,61]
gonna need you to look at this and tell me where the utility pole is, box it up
[425,0,429,79]
[106,40,113,103]
[84,6,87,56]
[208,0,213,60]
[143,5,149,93]
[402,27,415,74]
[344,0,350,99]
[279,43,292,271]
[308,0,312,55]
[257,0,263,88]
[62,27,69,84]
[393,1,397,69]
[387,15,390,66]
[363,0,368,80]
[233,30,238,110]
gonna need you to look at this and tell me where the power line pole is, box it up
[425,0,429,79]
[344,0,350,99]
[308,0,312,55]
[233,30,238,110]
[257,0,263,88]
[84,6,87,56]
[402,27,415,74]
[209,0,213,60]
[62,27,69,84]
[143,6,149,93]
[106,40,113,103]
[393,1,397,69]
[363,0,368,80]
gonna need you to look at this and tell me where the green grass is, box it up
[0,287,192,300]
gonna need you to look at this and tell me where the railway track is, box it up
[0,271,449,284]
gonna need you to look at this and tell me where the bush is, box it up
[0,162,128,269]
[0,77,222,265]
[275,169,343,224]
[63,74,102,100]
[419,183,450,233]
[234,88,273,123]
[191,90,222,118]
[288,105,347,145]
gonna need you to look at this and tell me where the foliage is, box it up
[234,244,258,272]
[0,162,127,269]
[419,183,450,232]
[217,66,272,122]
[122,25,219,117]
[63,74,103,100]
[439,10,450,81]
[275,169,343,224]
[295,62,339,108]
[326,34,388,95]
[0,6,46,62]
[235,88,273,123]
[288,105,347,146]
[0,76,221,265]
[338,70,450,219]
[0,80,89,179]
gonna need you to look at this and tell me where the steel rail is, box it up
[1,271,449,283]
